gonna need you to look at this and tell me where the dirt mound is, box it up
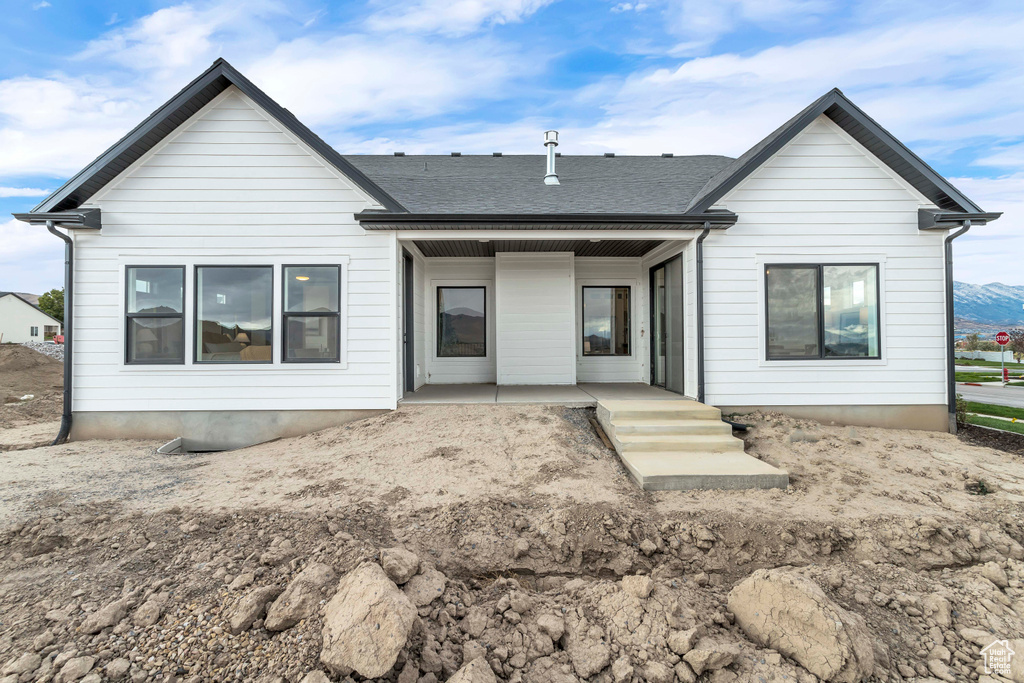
[0,344,63,430]
[1,501,1022,682]
[0,343,60,371]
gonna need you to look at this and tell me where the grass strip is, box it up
[967,414,1024,435]
[964,401,1024,421]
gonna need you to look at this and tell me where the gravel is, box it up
[21,341,64,362]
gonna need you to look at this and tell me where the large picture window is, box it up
[765,264,880,360]
[283,266,341,362]
[195,266,273,363]
[126,266,184,364]
[437,287,485,357]
[582,286,630,356]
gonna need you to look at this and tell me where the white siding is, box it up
[0,295,61,343]
[424,258,496,384]
[575,257,644,382]
[704,114,945,407]
[73,86,396,413]
[495,253,575,385]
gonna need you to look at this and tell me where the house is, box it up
[0,292,62,343]
[13,59,1000,449]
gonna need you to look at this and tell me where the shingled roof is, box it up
[343,154,735,214]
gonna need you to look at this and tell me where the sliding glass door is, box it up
[651,255,684,393]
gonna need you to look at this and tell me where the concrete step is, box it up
[609,419,734,436]
[595,397,788,491]
[616,433,746,453]
[599,400,722,422]
[618,451,790,491]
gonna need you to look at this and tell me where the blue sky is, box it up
[1,0,1022,294]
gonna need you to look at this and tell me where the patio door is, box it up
[651,255,684,393]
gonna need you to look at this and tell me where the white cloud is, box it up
[0,186,50,197]
[611,2,648,12]
[366,0,555,36]
[32,1,50,9]
[944,176,1024,285]
[662,0,833,50]
[249,35,542,127]
[0,219,65,294]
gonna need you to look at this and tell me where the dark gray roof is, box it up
[687,88,983,214]
[343,154,734,214]
[19,58,990,223]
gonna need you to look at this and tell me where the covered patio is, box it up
[400,382,682,406]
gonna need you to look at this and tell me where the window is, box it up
[30,326,38,336]
[437,287,485,357]
[582,286,630,356]
[766,264,879,360]
[283,266,341,362]
[126,266,185,364]
[195,266,272,363]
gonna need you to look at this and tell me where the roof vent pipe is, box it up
[544,130,559,185]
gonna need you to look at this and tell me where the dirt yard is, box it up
[2,344,1024,683]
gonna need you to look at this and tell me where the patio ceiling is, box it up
[412,239,664,257]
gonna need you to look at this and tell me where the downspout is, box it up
[695,222,711,405]
[46,220,73,445]
[944,220,970,434]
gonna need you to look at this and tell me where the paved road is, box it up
[957,384,1024,409]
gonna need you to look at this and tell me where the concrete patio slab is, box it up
[579,383,683,401]
[497,384,593,406]
[401,384,498,404]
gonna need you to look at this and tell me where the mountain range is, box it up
[954,282,1024,326]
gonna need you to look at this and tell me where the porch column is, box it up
[494,252,576,385]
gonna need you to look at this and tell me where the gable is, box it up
[0,293,62,325]
[713,115,934,210]
[90,87,385,212]
[30,59,403,214]
[687,88,985,215]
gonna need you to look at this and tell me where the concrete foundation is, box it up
[719,404,950,432]
[71,409,387,451]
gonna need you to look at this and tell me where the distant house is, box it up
[0,292,62,343]
[12,59,1003,446]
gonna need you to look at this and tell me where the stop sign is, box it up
[996,331,1010,346]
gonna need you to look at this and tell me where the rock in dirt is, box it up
[681,639,739,676]
[298,672,330,683]
[447,657,497,683]
[981,561,1009,588]
[58,656,95,681]
[403,567,447,606]
[728,568,875,682]
[133,592,168,627]
[79,598,130,634]
[104,658,130,680]
[380,547,420,585]
[229,585,283,635]
[320,562,417,678]
[265,562,337,631]
[621,574,654,599]
[536,613,564,641]
[2,652,40,675]
[667,626,703,655]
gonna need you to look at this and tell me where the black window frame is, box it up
[282,264,342,364]
[194,264,274,365]
[764,263,881,361]
[436,286,487,358]
[581,285,632,357]
[125,265,186,366]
